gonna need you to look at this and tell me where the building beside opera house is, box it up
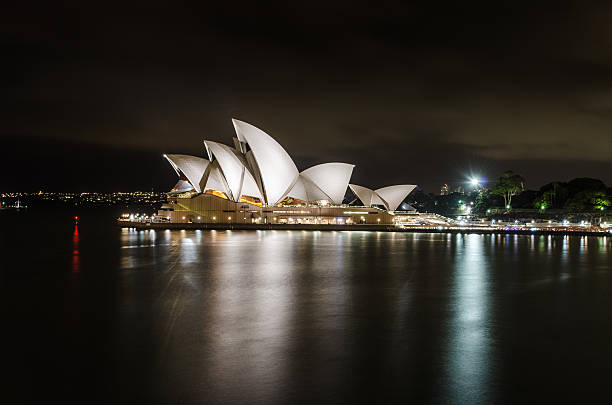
[156,119,418,226]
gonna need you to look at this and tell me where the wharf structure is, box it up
[148,119,426,227]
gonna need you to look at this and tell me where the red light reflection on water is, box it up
[72,225,80,273]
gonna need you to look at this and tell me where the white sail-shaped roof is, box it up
[202,160,231,196]
[244,151,264,197]
[301,163,354,205]
[349,183,416,211]
[164,154,209,193]
[203,140,264,202]
[286,176,309,202]
[300,175,331,202]
[286,163,353,204]
[375,185,417,211]
[168,179,194,195]
[232,119,299,205]
[240,171,263,200]
[204,141,246,201]
[349,184,376,206]
[371,192,389,208]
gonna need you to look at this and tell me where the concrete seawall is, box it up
[117,221,611,237]
[118,221,394,232]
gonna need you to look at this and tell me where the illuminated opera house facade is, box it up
[157,119,417,225]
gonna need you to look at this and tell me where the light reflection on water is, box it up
[72,224,80,273]
[207,231,296,400]
[445,234,491,403]
[112,230,612,404]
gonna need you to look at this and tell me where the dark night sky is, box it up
[2,1,612,193]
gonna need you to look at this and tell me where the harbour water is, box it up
[3,208,612,404]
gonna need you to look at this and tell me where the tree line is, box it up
[406,171,612,217]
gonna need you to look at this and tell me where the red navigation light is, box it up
[74,216,79,220]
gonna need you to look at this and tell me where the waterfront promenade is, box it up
[118,220,611,237]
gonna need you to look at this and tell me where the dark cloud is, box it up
[2,1,612,192]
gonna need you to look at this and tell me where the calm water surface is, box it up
[3,209,612,404]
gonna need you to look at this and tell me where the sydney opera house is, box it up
[156,119,417,226]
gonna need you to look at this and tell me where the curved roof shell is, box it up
[375,185,417,211]
[204,140,264,202]
[349,184,377,207]
[301,163,354,205]
[168,179,194,195]
[286,176,309,202]
[349,184,416,211]
[201,160,231,196]
[164,154,209,193]
[232,119,299,205]
[204,141,242,201]
[240,169,264,200]
[287,175,331,203]
[371,192,389,208]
